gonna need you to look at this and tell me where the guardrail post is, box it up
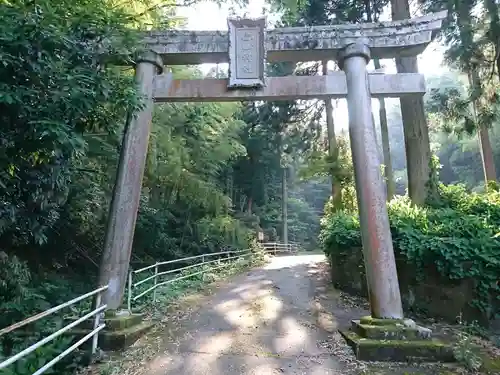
[153,263,159,303]
[127,271,133,312]
[274,243,277,255]
[91,289,103,355]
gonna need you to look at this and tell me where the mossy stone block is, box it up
[482,355,500,374]
[99,322,153,351]
[339,330,455,362]
[105,313,143,331]
[104,309,118,318]
[359,316,405,326]
[351,320,432,341]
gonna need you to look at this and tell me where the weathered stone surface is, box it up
[143,11,446,64]
[341,41,404,319]
[105,313,144,331]
[153,72,425,102]
[227,17,266,88]
[99,322,154,351]
[340,329,454,362]
[352,319,432,340]
[65,313,150,351]
[99,54,162,310]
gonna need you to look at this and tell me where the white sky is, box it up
[177,1,449,131]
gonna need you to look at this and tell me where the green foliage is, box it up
[0,253,89,375]
[453,315,484,371]
[320,185,500,317]
[0,0,141,245]
[0,336,80,375]
[0,1,272,373]
[196,215,251,251]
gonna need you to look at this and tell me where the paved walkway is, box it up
[142,255,347,375]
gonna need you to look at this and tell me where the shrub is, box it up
[0,253,86,374]
[320,184,500,318]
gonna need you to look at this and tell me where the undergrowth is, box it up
[320,183,500,321]
[0,244,267,375]
[0,252,92,375]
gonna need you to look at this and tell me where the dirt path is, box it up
[112,254,469,375]
[141,254,346,375]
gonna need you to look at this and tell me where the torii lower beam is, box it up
[153,73,425,102]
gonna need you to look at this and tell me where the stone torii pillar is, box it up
[99,51,164,311]
[339,42,403,319]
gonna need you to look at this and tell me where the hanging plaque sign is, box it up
[227,16,266,88]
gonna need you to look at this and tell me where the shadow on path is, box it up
[143,255,346,375]
[118,255,465,375]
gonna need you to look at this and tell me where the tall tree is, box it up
[321,62,342,208]
[419,0,500,186]
[283,0,391,204]
[390,0,437,204]
[365,0,396,200]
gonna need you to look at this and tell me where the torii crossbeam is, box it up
[99,12,447,327]
[143,11,446,64]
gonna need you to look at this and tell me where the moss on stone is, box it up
[353,322,419,340]
[480,353,500,373]
[340,329,455,362]
[100,322,153,351]
[352,319,432,341]
[105,313,143,331]
[104,309,117,318]
[360,316,405,326]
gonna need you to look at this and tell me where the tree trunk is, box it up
[469,71,497,184]
[373,59,395,200]
[282,167,288,245]
[478,124,497,184]
[321,61,342,208]
[457,1,498,186]
[483,0,500,81]
[226,167,234,207]
[390,0,437,205]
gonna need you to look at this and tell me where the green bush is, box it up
[320,184,500,317]
[0,253,87,374]
[0,0,141,246]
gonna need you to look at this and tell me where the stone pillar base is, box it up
[339,316,454,362]
[99,313,153,351]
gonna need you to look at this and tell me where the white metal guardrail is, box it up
[127,243,299,310]
[261,242,299,254]
[0,242,298,373]
[127,248,255,311]
[0,285,108,375]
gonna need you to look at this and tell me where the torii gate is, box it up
[99,12,446,321]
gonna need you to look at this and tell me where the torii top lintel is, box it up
[142,11,446,65]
